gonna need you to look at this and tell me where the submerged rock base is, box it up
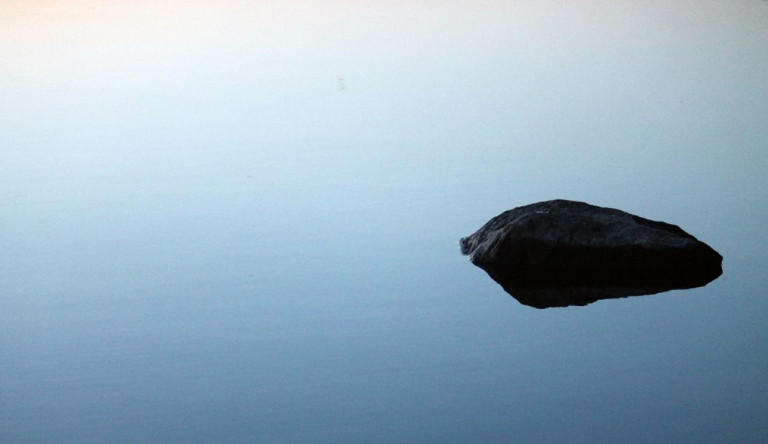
[460,200,723,308]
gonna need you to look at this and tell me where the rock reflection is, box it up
[476,264,722,309]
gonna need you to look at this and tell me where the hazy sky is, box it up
[3,0,766,144]
[2,1,767,218]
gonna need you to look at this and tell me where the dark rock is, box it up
[477,263,719,309]
[460,199,723,308]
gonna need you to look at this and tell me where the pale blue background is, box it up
[2,1,767,442]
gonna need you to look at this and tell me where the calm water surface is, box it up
[2,2,767,442]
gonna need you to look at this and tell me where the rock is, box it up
[460,199,723,308]
[477,263,719,308]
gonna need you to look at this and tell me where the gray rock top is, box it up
[461,199,720,269]
[460,200,723,307]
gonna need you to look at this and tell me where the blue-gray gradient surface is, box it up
[2,1,767,442]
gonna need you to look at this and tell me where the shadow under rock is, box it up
[476,264,722,309]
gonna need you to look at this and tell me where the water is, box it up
[2,2,767,442]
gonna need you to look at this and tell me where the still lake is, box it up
[2,2,767,443]
[3,137,767,443]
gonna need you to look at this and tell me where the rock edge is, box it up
[460,199,723,281]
